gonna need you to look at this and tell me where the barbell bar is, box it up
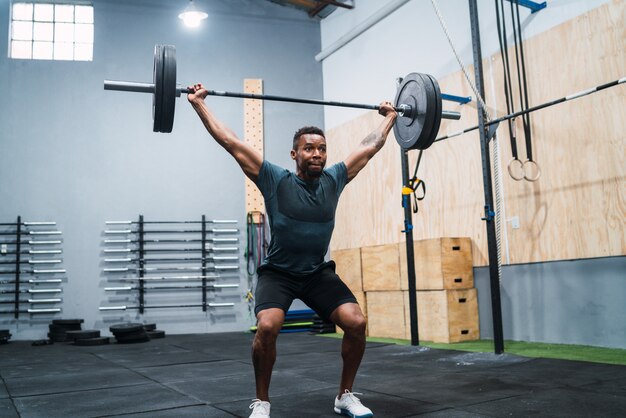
[103,265,238,273]
[103,256,238,263]
[104,237,238,244]
[104,228,238,234]
[99,302,234,311]
[103,247,238,253]
[105,219,237,225]
[104,284,238,291]
[104,44,461,150]
[0,308,61,314]
[435,77,625,142]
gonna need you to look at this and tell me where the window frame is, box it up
[9,1,94,61]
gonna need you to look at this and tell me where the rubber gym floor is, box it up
[1,332,625,417]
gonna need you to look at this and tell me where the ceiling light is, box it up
[178,0,208,28]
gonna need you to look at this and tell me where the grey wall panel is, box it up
[475,256,626,349]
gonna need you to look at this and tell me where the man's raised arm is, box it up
[187,83,263,182]
[344,101,398,182]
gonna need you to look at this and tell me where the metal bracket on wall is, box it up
[442,93,472,105]
[504,0,546,14]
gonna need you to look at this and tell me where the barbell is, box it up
[104,44,461,150]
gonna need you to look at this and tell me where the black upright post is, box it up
[401,150,419,345]
[201,215,207,312]
[468,0,505,354]
[14,216,21,319]
[138,215,145,314]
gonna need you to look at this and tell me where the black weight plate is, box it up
[414,73,436,150]
[52,319,84,325]
[114,329,148,340]
[147,330,165,339]
[49,323,81,332]
[423,74,443,150]
[116,335,150,344]
[110,323,144,334]
[160,45,177,133]
[75,337,110,346]
[152,44,163,133]
[66,330,101,340]
[143,323,157,331]
[393,73,431,150]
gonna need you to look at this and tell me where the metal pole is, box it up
[15,216,21,319]
[138,215,145,314]
[468,0,505,354]
[401,150,419,345]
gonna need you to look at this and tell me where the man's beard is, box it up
[306,163,324,177]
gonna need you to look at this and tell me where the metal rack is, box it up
[0,216,64,318]
[99,215,241,313]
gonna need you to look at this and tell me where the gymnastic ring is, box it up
[507,158,524,181]
[523,159,541,182]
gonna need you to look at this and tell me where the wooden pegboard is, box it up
[243,79,265,220]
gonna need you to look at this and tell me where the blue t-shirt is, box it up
[255,160,348,275]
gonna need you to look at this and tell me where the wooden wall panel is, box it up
[328,1,625,266]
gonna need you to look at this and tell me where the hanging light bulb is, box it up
[178,0,208,28]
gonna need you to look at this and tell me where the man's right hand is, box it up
[187,83,209,104]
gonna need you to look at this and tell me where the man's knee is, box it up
[255,308,284,342]
[333,304,367,335]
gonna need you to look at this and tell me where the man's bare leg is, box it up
[252,308,285,401]
[330,303,367,396]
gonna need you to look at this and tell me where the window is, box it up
[10,2,94,61]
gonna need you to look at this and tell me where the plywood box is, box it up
[361,244,401,291]
[400,238,474,290]
[404,289,479,343]
[332,248,363,293]
[365,291,406,339]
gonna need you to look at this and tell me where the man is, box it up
[187,83,397,418]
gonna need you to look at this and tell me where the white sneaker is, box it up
[334,390,373,418]
[249,399,271,418]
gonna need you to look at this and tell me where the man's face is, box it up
[291,134,327,179]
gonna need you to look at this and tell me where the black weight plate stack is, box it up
[147,330,165,339]
[393,72,440,150]
[309,315,336,334]
[160,45,177,133]
[75,337,110,346]
[152,44,164,133]
[66,330,101,342]
[143,323,157,331]
[110,323,150,344]
[52,318,84,327]
[0,329,11,344]
[425,74,443,149]
[49,319,84,342]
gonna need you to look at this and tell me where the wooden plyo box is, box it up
[331,248,363,293]
[330,249,367,335]
[404,288,479,343]
[400,238,474,290]
[365,291,406,339]
[361,244,401,291]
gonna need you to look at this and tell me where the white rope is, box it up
[430,0,492,122]
[430,0,504,281]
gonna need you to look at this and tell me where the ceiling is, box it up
[265,0,354,19]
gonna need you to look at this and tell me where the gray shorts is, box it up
[254,261,357,321]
